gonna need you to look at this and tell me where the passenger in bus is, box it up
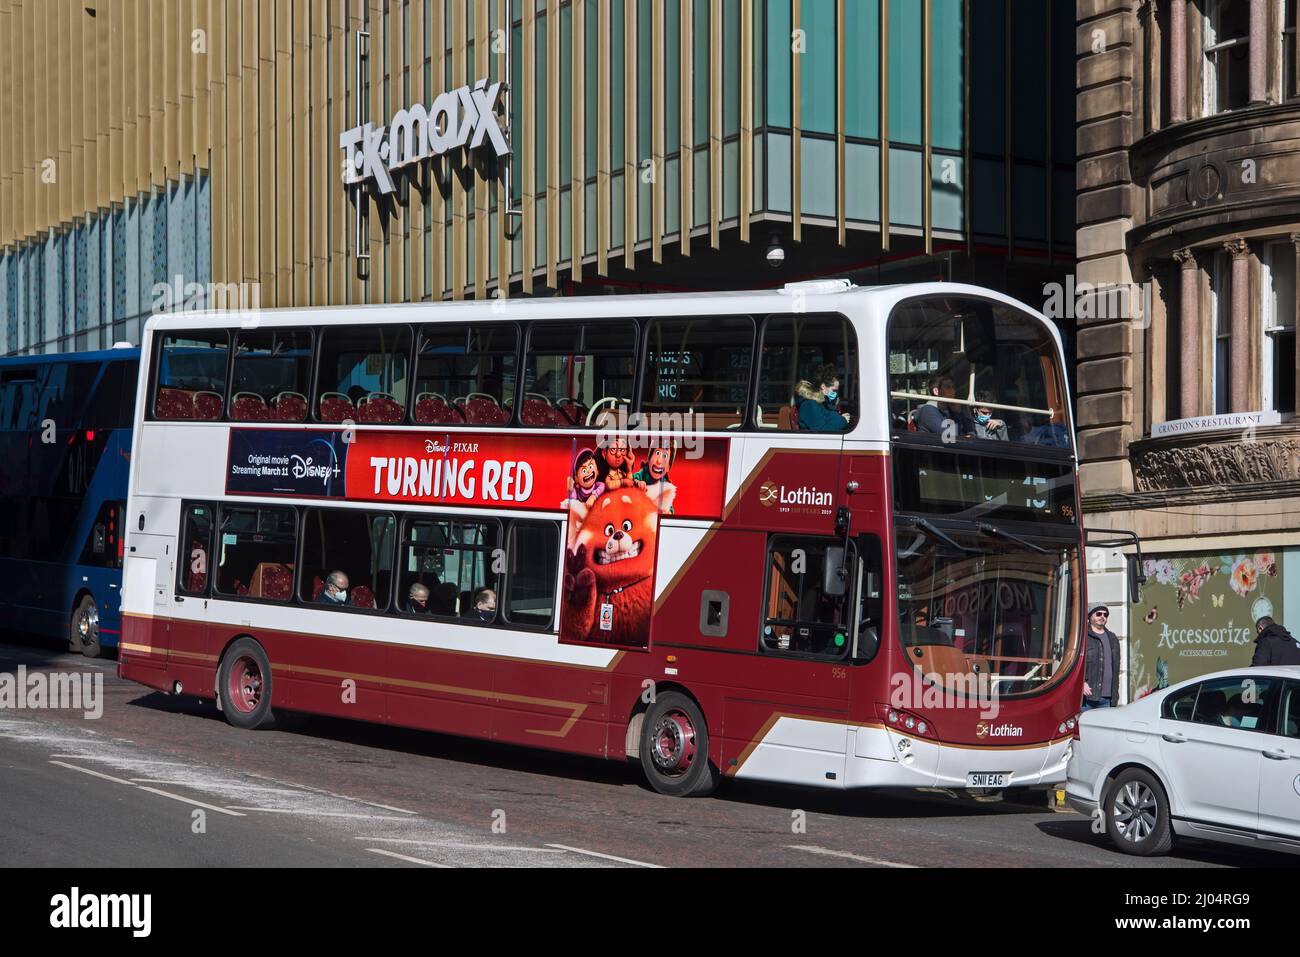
[567,449,606,507]
[408,582,431,613]
[317,570,350,606]
[794,364,852,431]
[472,588,497,623]
[913,374,975,438]
[972,391,1008,441]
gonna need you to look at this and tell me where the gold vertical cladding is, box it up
[679,0,690,257]
[921,0,932,256]
[572,0,585,284]
[597,0,610,275]
[623,0,636,270]
[276,0,295,306]
[651,0,663,263]
[95,0,111,209]
[451,0,467,300]
[496,0,510,299]
[522,0,535,294]
[60,0,75,228]
[389,0,406,305]
[137,0,152,196]
[474,0,489,300]
[262,0,281,305]
[161,0,177,178]
[546,0,559,290]
[740,0,753,245]
[835,0,845,247]
[241,0,259,288]
[331,0,353,305]
[408,0,425,302]
[293,0,312,304]
[191,0,208,173]
[431,0,446,300]
[0,1,11,247]
[879,0,889,252]
[226,0,244,288]
[82,0,96,214]
[709,0,720,250]
[791,0,801,243]
[210,0,229,288]
[108,0,124,211]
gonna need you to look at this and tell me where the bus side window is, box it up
[759,537,853,659]
[756,314,857,432]
[154,331,229,421]
[522,321,636,428]
[641,316,755,432]
[177,503,215,596]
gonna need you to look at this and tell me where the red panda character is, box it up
[560,484,675,645]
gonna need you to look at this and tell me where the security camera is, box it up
[766,236,786,269]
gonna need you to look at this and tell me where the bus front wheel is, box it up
[218,638,275,730]
[639,692,719,797]
[69,595,102,659]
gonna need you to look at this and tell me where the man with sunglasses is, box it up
[1083,605,1120,710]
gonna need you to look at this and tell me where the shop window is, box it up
[756,314,857,432]
[214,506,297,600]
[522,321,636,429]
[155,331,228,421]
[316,325,411,424]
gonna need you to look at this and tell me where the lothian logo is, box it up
[758,481,780,507]
[757,479,831,508]
[976,721,1024,738]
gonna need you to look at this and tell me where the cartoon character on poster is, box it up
[560,442,678,646]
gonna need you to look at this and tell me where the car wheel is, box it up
[1104,767,1174,856]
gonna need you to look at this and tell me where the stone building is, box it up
[1078,0,1300,699]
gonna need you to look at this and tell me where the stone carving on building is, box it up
[1132,431,1300,491]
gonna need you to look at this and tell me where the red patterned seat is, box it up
[311,575,325,601]
[356,393,405,423]
[270,391,308,422]
[231,393,269,422]
[318,393,356,423]
[413,393,464,425]
[556,400,587,426]
[521,397,562,427]
[350,585,376,609]
[156,387,195,420]
[462,396,510,425]
[194,391,224,421]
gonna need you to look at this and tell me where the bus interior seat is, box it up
[270,391,308,422]
[556,398,587,425]
[157,387,196,420]
[357,392,404,423]
[318,393,356,422]
[414,393,464,425]
[521,395,562,426]
[1171,694,1196,720]
[462,396,510,425]
[231,392,269,421]
[194,392,224,420]
[776,405,795,430]
[350,585,376,609]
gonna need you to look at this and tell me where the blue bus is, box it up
[0,347,138,657]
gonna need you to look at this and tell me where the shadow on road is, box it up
[1034,816,1297,867]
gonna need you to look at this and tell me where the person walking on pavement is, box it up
[1251,616,1300,666]
[1083,605,1121,710]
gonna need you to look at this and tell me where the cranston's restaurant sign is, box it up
[225,429,729,521]
[340,78,509,195]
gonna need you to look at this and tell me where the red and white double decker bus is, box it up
[120,280,1091,797]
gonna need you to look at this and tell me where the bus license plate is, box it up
[967,772,1010,788]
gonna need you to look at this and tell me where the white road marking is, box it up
[365,848,451,868]
[544,844,663,868]
[226,806,410,821]
[50,760,245,817]
[783,844,917,868]
[360,837,566,853]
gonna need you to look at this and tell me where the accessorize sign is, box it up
[340,78,509,195]
[1150,411,1281,438]
[1128,550,1283,699]
[225,429,729,520]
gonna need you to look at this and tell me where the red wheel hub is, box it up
[650,709,697,776]
[227,656,263,714]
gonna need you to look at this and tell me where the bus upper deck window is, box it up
[522,321,636,428]
[756,314,857,432]
[316,326,412,424]
[231,329,312,423]
[414,324,517,427]
[155,331,229,421]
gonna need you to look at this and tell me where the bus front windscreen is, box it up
[895,528,1080,699]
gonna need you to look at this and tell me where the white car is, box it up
[1066,665,1300,856]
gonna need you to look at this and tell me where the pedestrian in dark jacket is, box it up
[1083,605,1121,709]
[1251,617,1300,666]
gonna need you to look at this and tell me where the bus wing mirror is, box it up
[823,546,848,598]
[1084,527,1146,605]
[1128,555,1147,605]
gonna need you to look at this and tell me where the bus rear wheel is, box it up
[639,692,719,797]
[218,638,275,730]
[69,595,102,659]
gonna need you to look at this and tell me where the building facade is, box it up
[0,0,1074,357]
[1078,0,1300,699]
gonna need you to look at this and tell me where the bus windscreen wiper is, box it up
[902,515,982,554]
[976,521,1049,554]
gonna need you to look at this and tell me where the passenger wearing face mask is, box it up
[794,364,852,432]
[472,587,497,623]
[317,570,350,606]
[972,390,1008,441]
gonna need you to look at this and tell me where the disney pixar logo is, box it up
[975,721,1024,739]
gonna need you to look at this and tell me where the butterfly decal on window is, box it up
[1212,593,1224,608]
